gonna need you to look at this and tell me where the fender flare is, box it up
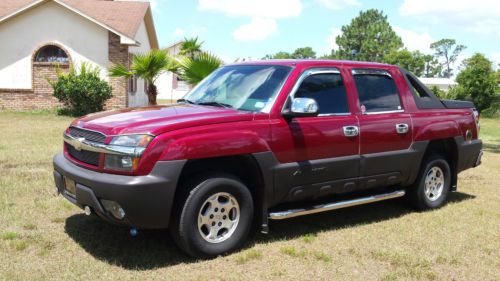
[160,131,271,161]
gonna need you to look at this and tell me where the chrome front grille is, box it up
[66,127,106,166]
[68,127,106,143]
[66,143,100,166]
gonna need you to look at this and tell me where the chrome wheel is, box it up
[424,166,444,201]
[197,192,240,244]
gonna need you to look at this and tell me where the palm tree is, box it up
[179,37,203,59]
[177,52,223,85]
[109,49,177,105]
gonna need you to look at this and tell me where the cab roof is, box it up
[228,59,392,68]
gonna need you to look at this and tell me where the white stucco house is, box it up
[418,77,458,92]
[156,41,191,101]
[0,0,159,110]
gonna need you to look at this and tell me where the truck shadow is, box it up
[483,142,500,154]
[64,191,474,270]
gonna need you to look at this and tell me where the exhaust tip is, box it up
[83,206,92,216]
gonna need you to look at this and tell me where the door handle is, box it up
[343,126,359,137]
[395,123,409,134]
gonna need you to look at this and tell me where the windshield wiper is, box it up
[177,98,195,104]
[197,101,233,108]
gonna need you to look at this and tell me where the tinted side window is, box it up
[295,73,349,115]
[353,72,402,113]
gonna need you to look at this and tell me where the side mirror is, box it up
[283,97,319,118]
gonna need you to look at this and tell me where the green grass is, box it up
[0,111,499,280]
[1,231,19,240]
[235,249,263,264]
[479,118,500,154]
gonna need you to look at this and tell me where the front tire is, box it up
[407,154,451,210]
[170,174,253,258]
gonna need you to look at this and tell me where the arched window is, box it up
[34,45,69,63]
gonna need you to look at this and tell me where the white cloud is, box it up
[393,26,434,54]
[172,26,208,39]
[232,18,278,42]
[489,52,500,70]
[326,28,342,51]
[198,0,302,19]
[199,0,301,42]
[400,0,500,37]
[150,0,158,10]
[315,0,360,10]
[173,28,185,37]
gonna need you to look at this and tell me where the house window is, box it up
[129,75,137,93]
[35,45,69,63]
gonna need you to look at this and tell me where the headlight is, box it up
[110,134,154,147]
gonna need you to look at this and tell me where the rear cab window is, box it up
[352,69,403,113]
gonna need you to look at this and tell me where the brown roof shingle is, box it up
[0,0,39,19]
[0,0,150,40]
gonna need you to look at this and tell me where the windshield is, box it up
[181,65,292,112]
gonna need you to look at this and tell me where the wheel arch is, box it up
[172,154,271,229]
[421,138,459,190]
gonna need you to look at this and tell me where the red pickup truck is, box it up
[53,60,482,258]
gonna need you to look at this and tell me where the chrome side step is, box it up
[269,190,405,220]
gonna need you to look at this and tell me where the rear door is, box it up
[351,68,414,189]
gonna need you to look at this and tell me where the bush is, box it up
[429,85,446,99]
[50,63,112,116]
[481,101,500,118]
[452,53,498,112]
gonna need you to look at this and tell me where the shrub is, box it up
[452,53,498,112]
[481,101,500,118]
[50,63,112,116]
[429,85,446,99]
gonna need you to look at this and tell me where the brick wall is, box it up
[0,63,66,110]
[106,31,129,109]
[0,32,130,111]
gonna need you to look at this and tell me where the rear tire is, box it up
[407,153,451,210]
[170,173,253,258]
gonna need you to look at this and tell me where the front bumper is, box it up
[53,153,186,229]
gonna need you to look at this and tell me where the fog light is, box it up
[104,154,138,171]
[101,200,126,220]
[84,206,92,216]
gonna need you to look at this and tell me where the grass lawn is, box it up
[0,111,499,280]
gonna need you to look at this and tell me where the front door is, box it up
[271,68,360,203]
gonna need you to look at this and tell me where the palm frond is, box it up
[177,52,222,85]
[131,49,172,83]
[109,63,133,79]
[164,57,180,74]
[180,37,204,57]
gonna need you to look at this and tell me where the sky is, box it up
[146,0,500,68]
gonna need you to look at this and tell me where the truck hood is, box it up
[72,104,255,136]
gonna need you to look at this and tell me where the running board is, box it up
[269,190,405,220]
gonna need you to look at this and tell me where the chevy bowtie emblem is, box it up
[75,137,85,151]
